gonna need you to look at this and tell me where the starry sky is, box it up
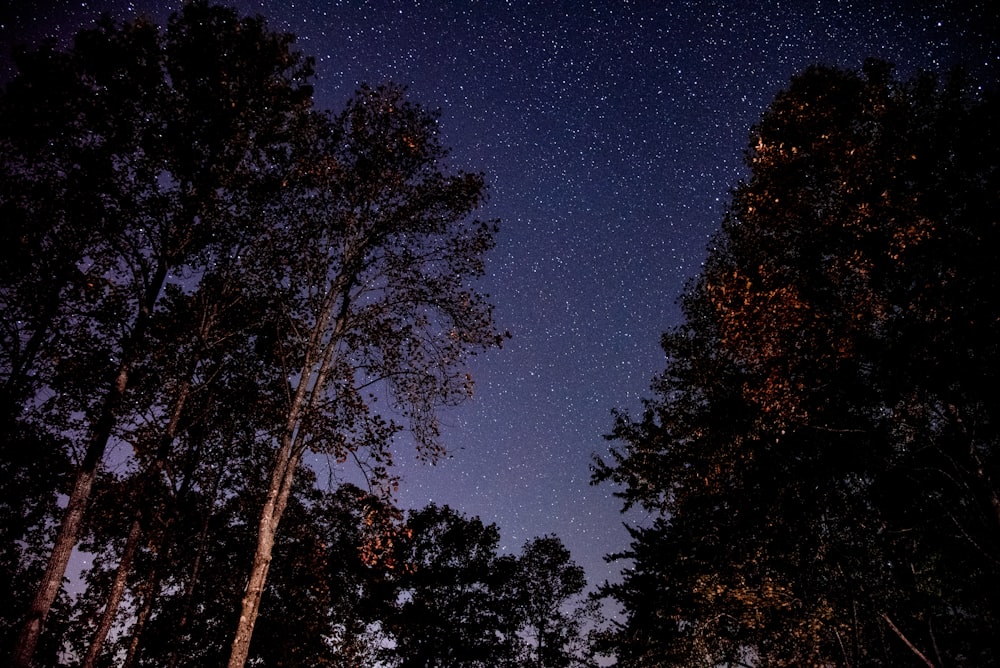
[2,0,997,592]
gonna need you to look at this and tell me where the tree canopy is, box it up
[9,2,998,666]
[595,60,1000,666]
[384,506,599,668]
[0,3,559,667]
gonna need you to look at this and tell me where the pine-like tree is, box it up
[596,61,1000,666]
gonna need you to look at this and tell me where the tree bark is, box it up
[12,261,167,668]
[122,555,159,668]
[82,367,194,667]
[226,291,349,668]
[13,462,99,668]
[81,517,142,668]
[13,366,125,668]
[226,433,303,668]
[881,613,937,668]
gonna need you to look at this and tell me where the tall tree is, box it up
[225,83,504,667]
[0,33,126,663]
[248,482,399,668]
[1,4,315,664]
[595,61,1000,666]
[69,268,290,667]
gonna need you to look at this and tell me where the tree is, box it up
[595,61,1000,666]
[513,536,600,668]
[1,4,315,664]
[65,271,293,667]
[381,509,602,668]
[386,504,521,667]
[224,82,505,667]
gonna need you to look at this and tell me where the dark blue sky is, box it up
[3,0,996,591]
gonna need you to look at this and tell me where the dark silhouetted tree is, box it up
[3,4,507,666]
[63,270,293,667]
[225,82,505,667]
[386,504,521,667]
[595,61,1000,666]
[513,536,600,668]
[1,4,314,664]
[382,509,602,668]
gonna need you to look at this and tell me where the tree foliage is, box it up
[383,506,600,668]
[514,536,600,668]
[224,75,506,668]
[387,504,519,667]
[2,3,314,664]
[596,60,1000,666]
[0,3,576,667]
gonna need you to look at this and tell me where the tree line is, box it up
[0,3,599,666]
[4,2,999,667]
[595,60,1000,665]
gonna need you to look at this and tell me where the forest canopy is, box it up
[595,60,1000,666]
[3,1,999,667]
[0,3,597,667]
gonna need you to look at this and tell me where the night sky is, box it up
[2,0,996,592]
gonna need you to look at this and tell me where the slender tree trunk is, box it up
[222,229,366,667]
[122,555,159,668]
[13,365,127,668]
[81,517,142,668]
[165,461,224,668]
[226,433,304,668]
[82,371,193,666]
[226,288,351,668]
[123,441,208,668]
[12,261,168,668]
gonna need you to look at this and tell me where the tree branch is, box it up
[881,613,936,668]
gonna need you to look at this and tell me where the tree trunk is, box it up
[122,556,160,668]
[12,261,168,668]
[881,613,937,668]
[225,261,355,668]
[227,332,345,666]
[226,432,303,667]
[82,370,193,668]
[81,517,142,668]
[13,366,125,668]
[165,461,224,668]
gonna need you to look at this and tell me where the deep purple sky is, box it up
[3,0,996,592]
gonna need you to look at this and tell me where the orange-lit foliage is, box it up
[598,60,1000,667]
[357,503,409,572]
